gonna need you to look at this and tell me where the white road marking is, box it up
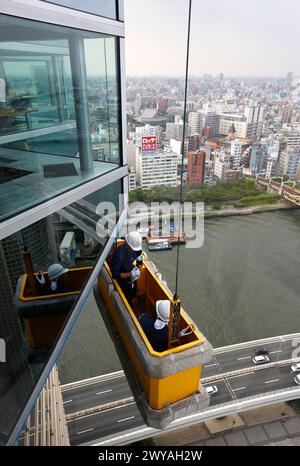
[269,350,282,354]
[227,372,257,380]
[117,416,135,423]
[76,428,94,435]
[205,363,217,368]
[63,399,72,404]
[68,402,136,423]
[232,386,246,391]
[237,356,251,360]
[265,379,280,384]
[96,389,112,395]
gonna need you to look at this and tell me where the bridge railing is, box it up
[202,357,300,384]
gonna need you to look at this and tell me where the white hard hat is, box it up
[156,300,171,322]
[125,231,142,251]
[48,263,68,281]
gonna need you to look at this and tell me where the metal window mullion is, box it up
[41,386,46,446]
[0,165,128,240]
[46,379,51,445]
[24,415,31,446]
[0,1,124,38]
[119,38,127,167]
[34,396,40,446]
[55,367,64,446]
[68,35,93,171]
[49,370,56,446]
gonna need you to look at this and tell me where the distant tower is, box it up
[228,123,236,141]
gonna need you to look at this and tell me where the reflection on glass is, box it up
[43,0,117,20]
[0,15,121,223]
[0,178,122,444]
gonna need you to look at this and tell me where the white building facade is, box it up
[136,147,178,189]
[230,140,242,169]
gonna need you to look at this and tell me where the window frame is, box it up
[0,0,128,445]
[0,3,127,239]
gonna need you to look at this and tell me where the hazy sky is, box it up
[124,0,300,77]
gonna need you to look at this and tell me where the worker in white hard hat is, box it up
[138,300,170,352]
[36,263,69,293]
[110,231,143,305]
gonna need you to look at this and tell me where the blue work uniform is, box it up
[110,243,142,302]
[138,314,168,352]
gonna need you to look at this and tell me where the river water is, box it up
[58,209,300,383]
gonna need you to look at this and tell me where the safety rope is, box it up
[174,0,192,299]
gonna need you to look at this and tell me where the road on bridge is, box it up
[62,335,300,445]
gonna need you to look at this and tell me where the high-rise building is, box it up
[265,156,276,179]
[135,124,157,147]
[187,151,206,186]
[128,167,137,191]
[128,139,137,169]
[244,105,263,140]
[166,119,184,141]
[287,132,300,151]
[277,150,300,179]
[188,111,205,135]
[230,139,242,169]
[218,114,247,139]
[0,1,128,445]
[204,112,220,137]
[281,105,293,124]
[219,106,263,141]
[136,146,178,189]
[297,161,300,181]
[214,157,227,181]
[249,146,267,174]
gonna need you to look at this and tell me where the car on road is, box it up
[206,385,218,396]
[253,355,270,365]
[291,363,300,373]
[294,375,300,385]
[253,347,270,356]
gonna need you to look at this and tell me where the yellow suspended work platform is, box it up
[94,240,213,429]
[14,243,213,428]
[15,266,91,349]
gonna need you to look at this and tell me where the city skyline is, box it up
[125,0,300,78]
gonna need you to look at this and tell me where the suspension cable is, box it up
[174,0,192,299]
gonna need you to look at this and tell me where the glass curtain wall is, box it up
[42,0,118,20]
[0,178,123,445]
[0,14,121,222]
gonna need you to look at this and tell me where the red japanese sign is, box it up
[142,136,156,153]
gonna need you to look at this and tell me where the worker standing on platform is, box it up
[110,231,143,305]
[138,300,170,352]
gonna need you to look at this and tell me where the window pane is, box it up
[0,179,122,444]
[0,15,121,223]
[42,0,117,20]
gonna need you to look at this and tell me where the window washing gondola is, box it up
[93,239,213,429]
[14,247,92,360]
[94,0,213,429]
